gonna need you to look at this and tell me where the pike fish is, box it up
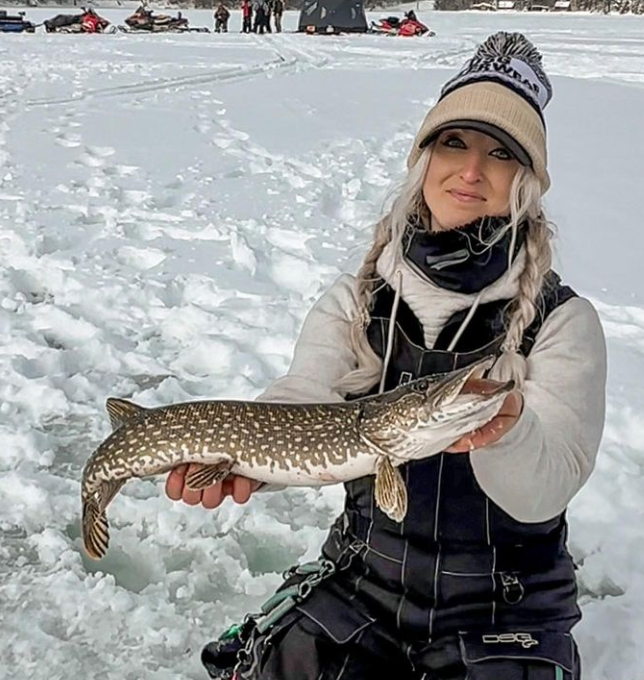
[81,356,513,559]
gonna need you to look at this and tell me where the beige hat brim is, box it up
[407,81,550,193]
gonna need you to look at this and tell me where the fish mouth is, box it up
[433,356,499,407]
[420,356,515,425]
[409,356,514,442]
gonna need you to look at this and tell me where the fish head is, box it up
[363,356,515,458]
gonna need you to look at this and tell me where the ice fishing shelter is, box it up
[298,0,368,34]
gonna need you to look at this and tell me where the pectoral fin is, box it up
[374,457,408,522]
[185,460,235,490]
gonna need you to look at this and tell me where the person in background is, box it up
[264,0,272,32]
[272,0,283,33]
[214,2,230,32]
[252,0,266,34]
[241,0,252,33]
[264,0,273,33]
[167,32,607,680]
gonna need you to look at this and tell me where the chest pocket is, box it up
[459,631,578,680]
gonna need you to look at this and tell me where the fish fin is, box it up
[359,430,403,456]
[106,397,147,431]
[82,480,124,560]
[82,497,110,560]
[99,479,126,512]
[374,457,408,523]
[185,460,235,490]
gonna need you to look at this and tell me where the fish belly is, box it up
[233,453,378,486]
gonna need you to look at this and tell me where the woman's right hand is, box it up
[165,464,261,509]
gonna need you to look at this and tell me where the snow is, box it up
[1,8,644,679]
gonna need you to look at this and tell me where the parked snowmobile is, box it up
[120,6,209,33]
[44,8,111,34]
[0,10,36,33]
[370,11,434,37]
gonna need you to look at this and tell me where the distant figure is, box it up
[265,0,272,32]
[214,2,230,32]
[252,0,266,34]
[241,0,252,32]
[272,0,283,32]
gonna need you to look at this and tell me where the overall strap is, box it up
[520,271,577,356]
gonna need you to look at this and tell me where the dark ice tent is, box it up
[298,0,368,33]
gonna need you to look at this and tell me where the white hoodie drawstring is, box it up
[379,270,403,394]
[446,223,518,353]
[379,270,481,389]
[446,290,483,353]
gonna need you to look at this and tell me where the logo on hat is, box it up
[441,32,552,114]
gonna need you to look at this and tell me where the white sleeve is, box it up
[257,273,360,405]
[470,297,607,523]
[254,274,360,493]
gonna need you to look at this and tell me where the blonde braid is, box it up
[354,217,392,320]
[493,210,554,387]
[335,150,433,395]
[335,217,391,395]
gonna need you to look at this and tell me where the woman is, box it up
[167,32,606,680]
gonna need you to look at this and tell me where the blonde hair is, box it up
[335,146,553,396]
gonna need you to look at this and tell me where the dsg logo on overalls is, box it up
[482,633,539,649]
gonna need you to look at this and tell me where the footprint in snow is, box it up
[119,189,152,207]
[103,164,139,178]
[212,136,237,150]
[218,120,249,141]
[55,133,82,148]
[76,152,108,169]
[86,146,116,159]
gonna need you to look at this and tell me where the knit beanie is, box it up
[407,32,553,193]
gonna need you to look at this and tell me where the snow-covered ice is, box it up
[1,9,644,679]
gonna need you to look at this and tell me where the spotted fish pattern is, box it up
[81,356,512,559]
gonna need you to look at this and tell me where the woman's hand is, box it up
[445,378,523,453]
[165,464,262,509]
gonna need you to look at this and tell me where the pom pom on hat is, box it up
[442,31,553,114]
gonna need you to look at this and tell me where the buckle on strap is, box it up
[256,595,298,634]
[500,572,525,605]
[254,559,337,634]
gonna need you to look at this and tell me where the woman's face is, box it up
[422,128,521,231]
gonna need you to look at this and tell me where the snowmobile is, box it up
[119,6,209,33]
[0,10,36,33]
[44,8,111,34]
[370,11,434,37]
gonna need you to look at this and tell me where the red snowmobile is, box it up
[370,11,434,37]
[44,8,111,33]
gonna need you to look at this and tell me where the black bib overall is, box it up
[222,273,583,680]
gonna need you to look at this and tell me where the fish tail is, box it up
[82,497,110,560]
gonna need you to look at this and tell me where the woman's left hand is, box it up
[445,378,524,453]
